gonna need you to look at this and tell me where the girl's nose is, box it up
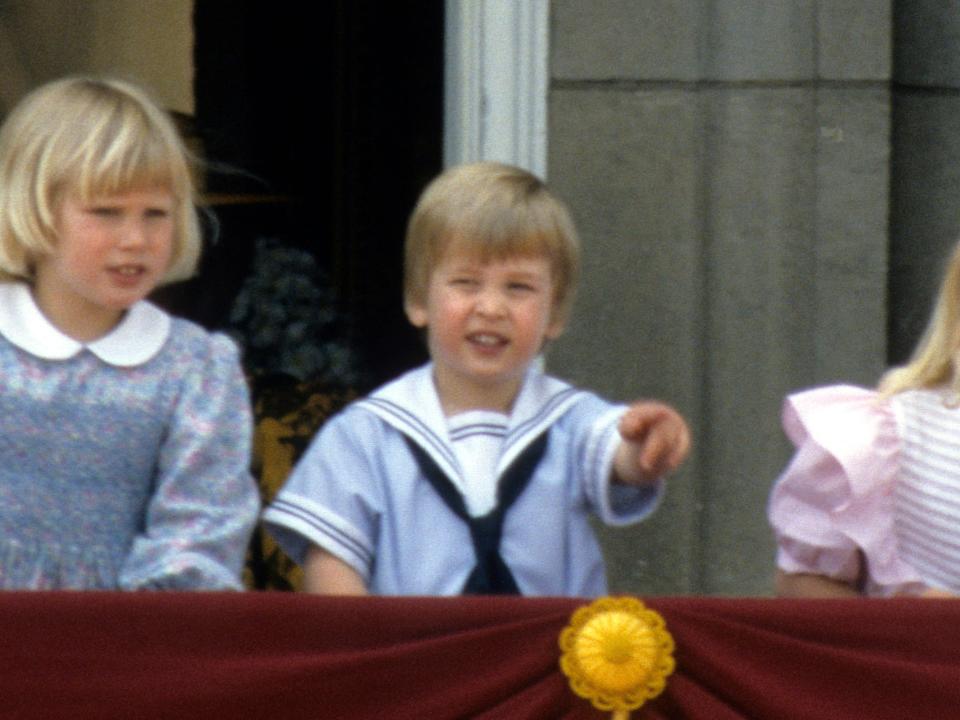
[118,221,148,248]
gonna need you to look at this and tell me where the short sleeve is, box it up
[118,333,260,590]
[262,407,383,582]
[768,384,922,594]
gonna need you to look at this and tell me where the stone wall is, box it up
[546,1,891,595]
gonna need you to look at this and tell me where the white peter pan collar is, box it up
[0,282,171,366]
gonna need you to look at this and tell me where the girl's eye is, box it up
[145,208,170,219]
[450,277,477,287]
[508,282,536,292]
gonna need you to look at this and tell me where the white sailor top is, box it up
[264,362,663,596]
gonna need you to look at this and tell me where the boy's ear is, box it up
[405,300,429,328]
[545,312,566,340]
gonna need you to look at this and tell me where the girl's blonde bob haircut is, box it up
[881,239,960,398]
[404,162,580,327]
[0,76,201,283]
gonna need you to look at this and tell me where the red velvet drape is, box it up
[1,593,957,719]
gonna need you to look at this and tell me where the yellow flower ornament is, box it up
[559,596,675,719]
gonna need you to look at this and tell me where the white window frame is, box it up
[443,0,549,178]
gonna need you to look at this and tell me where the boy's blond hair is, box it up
[0,76,201,283]
[404,162,580,327]
[881,239,960,398]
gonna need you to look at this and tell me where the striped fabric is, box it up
[894,390,960,592]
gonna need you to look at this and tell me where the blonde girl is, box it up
[0,76,259,589]
[769,240,960,597]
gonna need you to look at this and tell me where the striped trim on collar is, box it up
[356,362,586,482]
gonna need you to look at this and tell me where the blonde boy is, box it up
[265,162,689,596]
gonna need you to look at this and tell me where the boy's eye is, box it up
[450,277,478,287]
[145,208,170,219]
[508,282,537,293]
[89,206,120,217]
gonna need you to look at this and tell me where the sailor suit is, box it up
[264,362,662,596]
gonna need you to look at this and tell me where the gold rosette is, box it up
[559,596,675,719]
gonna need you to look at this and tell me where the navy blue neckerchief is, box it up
[403,431,549,595]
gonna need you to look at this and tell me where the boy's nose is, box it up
[475,288,507,317]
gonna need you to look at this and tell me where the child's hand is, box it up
[919,587,956,599]
[614,401,691,485]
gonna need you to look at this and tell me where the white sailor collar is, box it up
[358,360,586,481]
[0,282,171,366]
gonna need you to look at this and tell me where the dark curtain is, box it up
[187,2,443,386]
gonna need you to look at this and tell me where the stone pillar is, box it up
[547,1,891,595]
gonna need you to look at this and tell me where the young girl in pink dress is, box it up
[769,241,960,597]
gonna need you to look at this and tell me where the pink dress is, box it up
[768,384,960,596]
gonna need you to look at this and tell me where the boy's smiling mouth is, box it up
[468,332,508,348]
[112,265,145,276]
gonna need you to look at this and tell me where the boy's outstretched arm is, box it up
[302,545,369,595]
[613,401,691,485]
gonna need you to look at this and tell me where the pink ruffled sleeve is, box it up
[768,384,924,596]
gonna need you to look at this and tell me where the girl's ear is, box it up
[405,300,429,328]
